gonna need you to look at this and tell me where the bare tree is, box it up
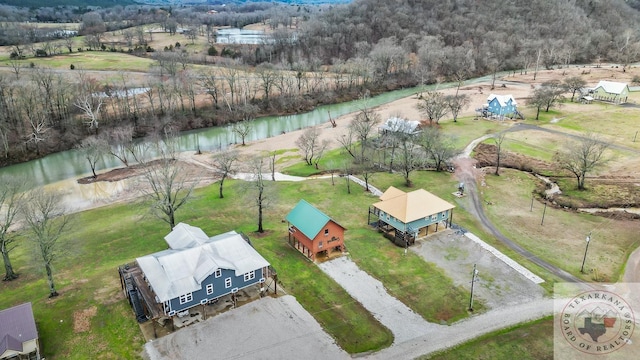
[76,136,108,179]
[141,142,198,230]
[416,91,449,125]
[445,94,470,123]
[74,94,103,134]
[231,120,253,146]
[493,133,507,176]
[212,150,239,199]
[554,134,609,190]
[22,188,72,298]
[563,76,587,102]
[0,176,28,281]
[528,82,564,120]
[351,103,381,159]
[295,127,329,167]
[396,134,424,187]
[247,156,270,233]
[419,127,459,172]
[337,127,357,158]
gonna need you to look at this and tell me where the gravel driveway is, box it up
[318,256,442,344]
[411,230,546,309]
[143,295,349,360]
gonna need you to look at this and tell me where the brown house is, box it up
[285,200,345,261]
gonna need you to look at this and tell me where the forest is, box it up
[1,0,640,167]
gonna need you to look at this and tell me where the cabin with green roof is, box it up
[285,199,345,261]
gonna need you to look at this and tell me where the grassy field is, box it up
[1,170,489,358]
[480,169,639,282]
[424,317,554,360]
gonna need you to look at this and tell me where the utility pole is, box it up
[580,232,592,274]
[468,264,479,312]
[540,202,547,225]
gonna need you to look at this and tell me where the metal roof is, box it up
[137,226,270,303]
[593,80,628,95]
[0,302,38,356]
[378,117,421,134]
[286,199,342,239]
[487,94,517,107]
[372,187,455,223]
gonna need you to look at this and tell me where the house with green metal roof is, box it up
[285,199,345,261]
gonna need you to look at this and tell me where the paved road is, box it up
[364,299,554,359]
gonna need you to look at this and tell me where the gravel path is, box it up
[318,257,442,344]
[143,295,349,360]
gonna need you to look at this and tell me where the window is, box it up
[206,284,214,295]
[215,269,221,278]
[431,214,437,221]
[244,271,255,281]
[179,293,193,304]
[324,228,329,236]
[225,277,232,288]
[318,241,323,249]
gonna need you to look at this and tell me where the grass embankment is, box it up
[424,317,554,360]
[480,169,639,282]
[1,172,484,358]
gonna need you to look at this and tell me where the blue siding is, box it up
[377,210,449,234]
[487,98,516,116]
[168,267,265,313]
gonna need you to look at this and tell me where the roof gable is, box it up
[0,303,38,356]
[164,222,209,249]
[286,200,343,239]
[373,188,455,223]
[487,94,517,107]
[594,80,628,95]
[137,226,270,302]
[379,117,421,134]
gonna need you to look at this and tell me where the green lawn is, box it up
[424,317,554,360]
[1,172,483,358]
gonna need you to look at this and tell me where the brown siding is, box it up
[291,220,344,259]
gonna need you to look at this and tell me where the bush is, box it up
[208,46,218,56]
[632,75,640,86]
[70,64,75,70]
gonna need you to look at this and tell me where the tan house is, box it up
[0,303,41,360]
[369,186,455,246]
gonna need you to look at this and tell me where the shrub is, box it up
[70,64,75,70]
[208,46,218,56]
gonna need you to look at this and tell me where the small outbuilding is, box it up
[369,186,454,247]
[590,80,629,104]
[0,302,41,360]
[286,199,345,261]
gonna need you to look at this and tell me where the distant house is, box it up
[121,223,270,319]
[369,187,455,247]
[0,302,41,360]
[286,199,345,261]
[378,117,422,136]
[484,94,518,118]
[591,81,629,104]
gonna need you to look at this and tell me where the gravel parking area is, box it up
[318,256,442,344]
[412,229,545,309]
[143,295,349,360]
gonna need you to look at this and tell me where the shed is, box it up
[286,199,345,261]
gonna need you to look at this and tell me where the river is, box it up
[0,75,493,189]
